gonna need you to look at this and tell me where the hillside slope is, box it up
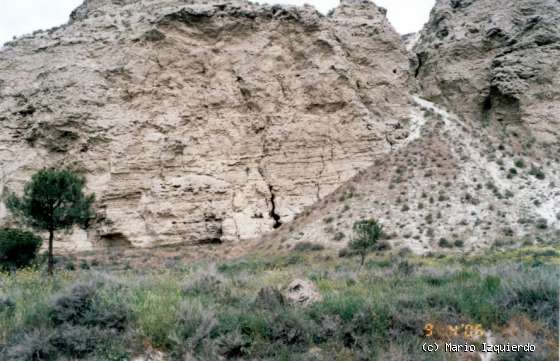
[266,97,559,253]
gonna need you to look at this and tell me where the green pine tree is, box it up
[5,168,95,275]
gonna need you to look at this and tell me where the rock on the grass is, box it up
[285,279,322,306]
[132,347,166,361]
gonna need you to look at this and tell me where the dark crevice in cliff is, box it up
[268,185,282,229]
[481,92,493,124]
[414,52,425,78]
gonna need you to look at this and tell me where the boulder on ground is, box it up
[285,279,322,306]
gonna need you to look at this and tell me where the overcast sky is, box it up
[0,0,435,46]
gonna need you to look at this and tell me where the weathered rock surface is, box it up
[0,0,558,254]
[285,279,322,306]
[414,0,560,144]
[265,0,560,254]
[0,0,413,249]
[267,95,559,254]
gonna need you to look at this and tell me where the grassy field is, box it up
[0,245,558,361]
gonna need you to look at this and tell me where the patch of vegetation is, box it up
[333,232,345,242]
[0,247,558,360]
[0,228,42,271]
[514,158,526,168]
[535,218,548,230]
[438,238,453,248]
[349,219,385,267]
[529,165,545,180]
[293,242,325,252]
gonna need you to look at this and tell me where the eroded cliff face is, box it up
[0,0,414,249]
[265,0,560,254]
[414,0,560,144]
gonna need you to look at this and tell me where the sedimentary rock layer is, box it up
[0,0,413,249]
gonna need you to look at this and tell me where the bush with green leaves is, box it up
[0,228,42,271]
[349,219,385,267]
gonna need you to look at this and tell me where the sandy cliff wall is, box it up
[0,0,414,249]
[414,0,560,144]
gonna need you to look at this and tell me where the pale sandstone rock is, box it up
[414,0,560,144]
[0,0,413,250]
[132,347,166,361]
[1,0,558,254]
[286,278,322,306]
[263,0,559,254]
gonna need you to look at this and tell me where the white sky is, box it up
[0,0,435,46]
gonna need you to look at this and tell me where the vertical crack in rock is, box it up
[257,166,282,229]
[414,52,426,78]
[385,132,395,151]
[268,185,282,229]
[316,153,327,201]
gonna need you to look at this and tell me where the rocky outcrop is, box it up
[285,279,321,306]
[0,0,413,249]
[414,0,560,143]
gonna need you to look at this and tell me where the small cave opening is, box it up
[481,92,493,123]
[268,185,282,229]
[99,232,131,247]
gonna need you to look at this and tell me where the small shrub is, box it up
[49,280,128,330]
[398,247,413,257]
[514,159,525,168]
[215,329,250,359]
[438,238,453,248]
[376,240,392,251]
[338,247,353,258]
[535,218,548,230]
[529,166,545,180]
[454,240,465,248]
[49,282,98,326]
[293,242,325,252]
[396,261,415,275]
[183,265,225,296]
[255,287,286,311]
[169,302,218,353]
[0,228,42,270]
[265,310,308,346]
[425,213,433,224]
[51,324,101,357]
[0,295,15,311]
[333,232,345,242]
[3,329,56,361]
[349,219,385,267]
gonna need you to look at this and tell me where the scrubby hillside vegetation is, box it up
[0,245,558,360]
